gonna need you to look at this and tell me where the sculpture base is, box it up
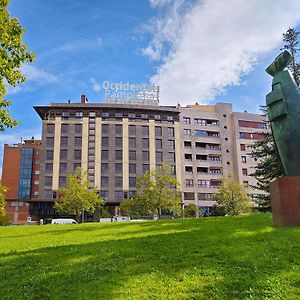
[270,177,300,226]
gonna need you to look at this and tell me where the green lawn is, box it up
[0,214,300,300]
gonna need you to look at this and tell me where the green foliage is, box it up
[0,0,35,131]
[100,208,111,218]
[281,27,300,85]
[184,203,196,218]
[214,174,252,216]
[248,107,284,210]
[54,168,104,222]
[135,164,181,218]
[0,184,8,217]
[0,214,300,299]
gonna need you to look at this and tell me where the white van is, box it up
[51,218,77,224]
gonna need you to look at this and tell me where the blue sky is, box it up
[1,0,300,167]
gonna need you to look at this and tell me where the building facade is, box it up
[1,96,267,221]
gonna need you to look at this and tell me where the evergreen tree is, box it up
[281,27,300,85]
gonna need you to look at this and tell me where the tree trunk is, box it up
[76,213,80,223]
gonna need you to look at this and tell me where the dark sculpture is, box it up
[266,50,300,176]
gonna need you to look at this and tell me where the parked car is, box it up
[51,218,77,224]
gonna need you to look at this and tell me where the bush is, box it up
[0,214,9,225]
[184,204,196,218]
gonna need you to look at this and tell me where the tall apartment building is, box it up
[1,96,267,221]
[1,138,41,224]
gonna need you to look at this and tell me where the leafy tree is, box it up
[184,203,197,218]
[54,168,104,222]
[281,27,300,85]
[213,174,252,216]
[0,0,35,131]
[0,184,8,217]
[134,164,181,218]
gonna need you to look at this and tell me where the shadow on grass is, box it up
[0,214,300,299]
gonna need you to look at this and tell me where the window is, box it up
[115,137,122,147]
[239,132,246,139]
[168,152,175,162]
[142,113,148,119]
[195,130,207,137]
[156,151,163,162]
[75,111,83,119]
[102,137,109,147]
[45,176,52,186]
[89,111,96,117]
[129,177,136,188]
[115,163,122,173]
[115,191,123,201]
[154,114,161,121]
[89,135,95,141]
[155,126,162,136]
[142,164,149,173]
[102,112,109,118]
[61,111,69,120]
[115,124,122,134]
[129,125,136,135]
[34,170,40,175]
[184,141,192,148]
[100,191,108,200]
[115,177,123,187]
[88,161,94,168]
[61,124,69,134]
[242,168,248,175]
[75,137,82,147]
[60,150,67,160]
[115,150,122,160]
[75,124,82,135]
[167,115,174,122]
[167,127,174,136]
[142,151,149,161]
[199,193,213,200]
[183,117,190,124]
[210,168,221,174]
[240,144,246,151]
[59,163,67,172]
[45,163,53,172]
[185,153,192,161]
[102,124,109,134]
[129,137,136,148]
[184,129,191,135]
[209,155,221,161]
[74,163,81,171]
[142,126,149,135]
[129,164,136,174]
[88,155,95,161]
[155,139,162,149]
[102,150,109,160]
[198,180,210,187]
[243,181,249,187]
[115,112,122,118]
[142,138,149,148]
[101,176,109,187]
[185,166,193,174]
[194,118,206,126]
[60,136,68,147]
[170,165,176,175]
[101,163,109,173]
[184,192,194,200]
[47,124,54,134]
[88,142,95,148]
[129,150,136,160]
[74,150,81,160]
[33,191,39,196]
[241,156,247,163]
[89,129,95,136]
[186,179,193,187]
[46,137,54,147]
[168,140,175,149]
[59,176,66,187]
[128,113,136,119]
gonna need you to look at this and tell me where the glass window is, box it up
[240,132,246,139]
[168,140,175,149]
[115,191,123,201]
[168,152,175,162]
[60,150,67,160]
[129,137,136,148]
[183,117,190,124]
[115,112,122,118]
[60,136,68,147]
[61,124,69,134]
[61,111,69,120]
[142,113,148,119]
[101,163,109,173]
[115,163,122,173]
[115,150,122,160]
[186,179,193,187]
[129,125,136,135]
[156,151,163,162]
[74,163,81,171]
[102,150,109,160]
[128,113,136,119]
[47,124,54,134]
[89,129,95,135]
[100,191,108,200]
[115,177,123,187]
[74,150,81,160]
[88,141,95,148]
[45,176,52,186]
[242,168,248,175]
[89,111,96,117]
[75,124,82,135]
[195,130,207,137]
[142,138,149,148]
[115,137,122,147]
[167,115,174,121]
[45,163,53,172]
[101,176,109,187]
[102,112,109,118]
[75,137,82,147]
[129,177,136,188]
[46,137,54,147]
[102,124,109,134]
[184,129,191,135]
[155,139,162,149]
[59,176,66,187]
[115,124,122,134]
[142,126,149,135]
[46,150,53,160]
[241,156,247,163]
[142,151,149,161]
[240,144,246,151]
[194,118,206,126]
[167,127,174,136]
[102,137,109,147]
[59,162,67,172]
[155,126,162,136]
[89,135,95,141]
[129,150,136,160]
[142,164,149,173]
[154,114,161,121]
[75,111,83,119]
[129,164,136,174]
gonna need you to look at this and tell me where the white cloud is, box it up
[22,64,57,83]
[90,78,101,92]
[144,0,300,105]
[56,37,102,53]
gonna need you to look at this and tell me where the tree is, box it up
[0,0,35,131]
[281,27,300,85]
[54,168,104,222]
[213,174,252,216]
[184,203,197,218]
[134,164,181,218]
[0,184,8,217]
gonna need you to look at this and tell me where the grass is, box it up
[0,213,300,300]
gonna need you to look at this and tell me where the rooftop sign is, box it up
[102,81,159,105]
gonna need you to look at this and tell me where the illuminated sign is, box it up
[102,81,159,105]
